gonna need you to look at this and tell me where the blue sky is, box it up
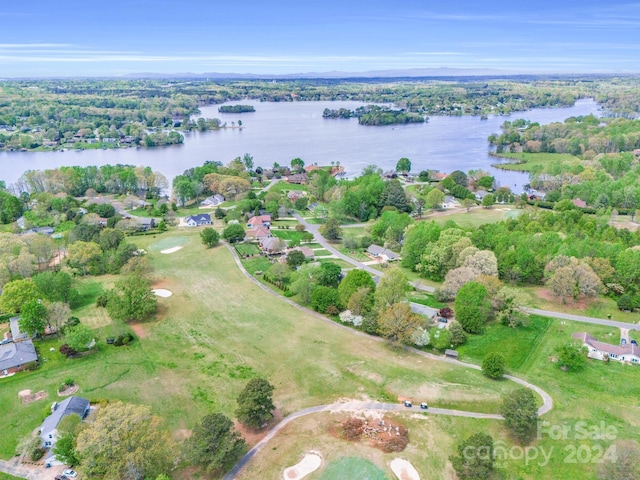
[0,0,638,76]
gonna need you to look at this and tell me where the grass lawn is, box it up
[234,243,262,256]
[407,293,448,310]
[491,152,581,173]
[318,258,360,270]
[272,220,300,228]
[427,207,524,229]
[341,226,369,237]
[272,230,306,242]
[242,256,273,275]
[268,181,308,195]
[0,474,21,480]
[335,246,370,262]
[313,249,333,257]
[148,236,191,251]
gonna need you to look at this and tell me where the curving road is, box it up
[224,244,554,479]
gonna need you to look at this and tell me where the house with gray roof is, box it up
[10,317,28,342]
[0,339,38,376]
[186,214,212,227]
[40,396,90,448]
[367,244,400,262]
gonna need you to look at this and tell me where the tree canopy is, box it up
[235,377,276,429]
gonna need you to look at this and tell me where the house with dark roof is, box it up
[572,332,640,364]
[287,173,308,185]
[0,339,38,376]
[40,396,90,448]
[137,217,156,231]
[367,244,400,262]
[186,214,212,227]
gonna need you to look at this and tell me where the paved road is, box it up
[0,459,65,479]
[292,213,436,293]
[526,308,640,331]
[224,243,553,479]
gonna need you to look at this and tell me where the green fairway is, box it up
[429,207,524,228]
[320,457,389,480]
[0,230,523,460]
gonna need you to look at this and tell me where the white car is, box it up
[63,470,78,478]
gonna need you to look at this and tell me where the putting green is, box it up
[148,236,190,251]
[320,457,389,480]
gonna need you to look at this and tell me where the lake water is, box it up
[0,99,600,193]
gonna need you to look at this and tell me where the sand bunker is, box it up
[390,458,420,480]
[161,246,183,254]
[153,289,173,298]
[283,452,322,480]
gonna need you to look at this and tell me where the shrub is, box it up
[59,344,77,358]
[439,307,454,318]
[482,352,506,379]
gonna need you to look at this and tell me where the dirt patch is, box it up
[129,322,151,339]
[58,384,79,397]
[283,452,322,480]
[235,409,283,448]
[390,458,420,480]
[19,390,48,404]
[172,428,192,441]
[536,288,591,310]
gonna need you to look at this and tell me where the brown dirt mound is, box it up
[20,390,48,404]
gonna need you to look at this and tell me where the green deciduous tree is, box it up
[396,157,411,174]
[481,193,495,208]
[33,271,75,304]
[337,270,376,307]
[448,321,467,346]
[557,342,587,371]
[319,217,343,240]
[76,401,175,480]
[0,278,40,314]
[200,227,220,248]
[19,300,47,337]
[311,286,341,313]
[482,352,506,379]
[106,275,157,322]
[286,249,306,269]
[454,281,491,333]
[450,433,494,480]
[67,240,102,276]
[222,223,246,243]
[425,188,445,210]
[236,377,276,429]
[184,413,246,474]
[501,388,538,445]
[65,323,94,351]
[374,267,410,311]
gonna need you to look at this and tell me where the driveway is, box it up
[0,459,66,480]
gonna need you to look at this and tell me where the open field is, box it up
[0,230,522,463]
[426,206,524,228]
[491,152,581,173]
[234,243,262,256]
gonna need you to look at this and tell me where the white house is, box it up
[572,332,640,365]
[367,244,400,262]
[443,196,460,209]
[186,214,212,227]
[40,396,90,448]
[200,194,225,207]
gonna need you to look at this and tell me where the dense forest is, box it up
[218,105,255,113]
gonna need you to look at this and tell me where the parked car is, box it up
[437,317,448,323]
[621,338,627,345]
[403,400,412,407]
[55,475,68,480]
[631,340,638,346]
[420,402,428,409]
[63,469,78,478]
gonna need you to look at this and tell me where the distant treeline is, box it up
[218,105,255,113]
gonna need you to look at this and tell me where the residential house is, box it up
[474,190,489,201]
[200,194,225,207]
[22,226,55,236]
[279,246,314,261]
[572,198,587,208]
[186,214,212,227]
[572,332,640,364]
[40,396,90,448]
[287,190,306,202]
[137,217,156,231]
[367,244,400,262]
[287,173,308,185]
[442,196,459,209]
[9,317,28,342]
[431,172,448,181]
[245,225,272,241]
[0,339,38,376]
[260,236,286,255]
[246,214,272,229]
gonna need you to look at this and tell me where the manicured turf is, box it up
[234,243,262,256]
[491,152,581,173]
[428,207,524,228]
[320,457,389,480]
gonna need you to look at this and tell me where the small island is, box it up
[323,105,426,126]
[218,105,256,113]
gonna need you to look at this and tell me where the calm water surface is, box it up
[0,99,600,192]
